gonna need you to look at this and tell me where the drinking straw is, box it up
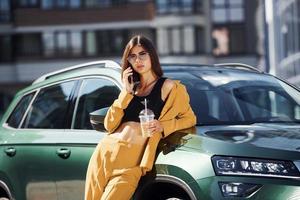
[145,98,147,115]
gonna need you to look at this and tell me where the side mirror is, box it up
[89,107,109,131]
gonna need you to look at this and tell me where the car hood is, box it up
[161,123,300,160]
[201,123,300,152]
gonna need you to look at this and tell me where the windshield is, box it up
[165,70,300,125]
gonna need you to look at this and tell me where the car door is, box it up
[1,80,76,200]
[53,77,121,200]
[1,92,51,200]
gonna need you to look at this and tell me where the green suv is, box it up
[0,61,300,200]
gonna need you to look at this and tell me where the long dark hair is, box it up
[121,35,163,78]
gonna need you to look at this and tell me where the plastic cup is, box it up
[139,109,155,137]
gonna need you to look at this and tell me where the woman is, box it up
[85,35,196,200]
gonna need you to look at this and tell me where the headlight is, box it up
[219,182,262,197]
[212,156,300,179]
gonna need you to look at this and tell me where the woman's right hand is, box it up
[122,67,134,94]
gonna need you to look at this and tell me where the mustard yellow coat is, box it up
[104,80,197,175]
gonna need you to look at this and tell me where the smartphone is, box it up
[128,67,140,93]
[128,67,140,84]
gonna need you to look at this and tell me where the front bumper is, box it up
[196,176,300,200]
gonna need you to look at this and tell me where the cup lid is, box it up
[139,108,154,116]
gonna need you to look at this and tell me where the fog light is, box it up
[219,182,261,197]
[212,156,300,178]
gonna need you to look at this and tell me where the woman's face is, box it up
[127,45,152,75]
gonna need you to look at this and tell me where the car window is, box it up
[22,81,75,129]
[6,93,35,128]
[165,72,231,125]
[165,70,300,125]
[74,78,120,130]
[234,86,300,121]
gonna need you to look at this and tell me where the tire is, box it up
[164,195,188,200]
[142,191,190,200]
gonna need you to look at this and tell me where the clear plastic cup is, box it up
[139,108,155,137]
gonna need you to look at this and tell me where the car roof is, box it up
[163,63,262,73]
[163,64,261,74]
[16,61,267,97]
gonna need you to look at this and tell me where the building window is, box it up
[212,0,244,23]
[158,26,202,55]
[40,0,129,9]
[97,31,111,55]
[156,0,167,13]
[42,31,83,57]
[57,32,68,55]
[212,27,229,56]
[15,33,42,58]
[41,0,54,9]
[0,35,12,62]
[57,0,68,8]
[85,0,112,7]
[157,28,168,55]
[70,0,81,8]
[70,31,82,55]
[17,0,39,7]
[169,27,182,54]
[281,2,298,59]
[277,1,300,80]
[169,0,180,13]
[183,26,195,54]
[212,25,246,56]
[42,30,130,58]
[0,0,10,23]
[211,0,246,56]
[195,26,205,54]
[43,32,55,57]
[170,26,204,55]
[229,25,246,54]
[96,30,127,56]
[114,0,127,5]
[85,31,97,56]
[156,0,202,15]
[111,30,126,54]
[42,0,82,9]
[182,0,193,13]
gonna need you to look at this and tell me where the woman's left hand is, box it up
[148,120,163,136]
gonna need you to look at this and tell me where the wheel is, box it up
[134,179,194,200]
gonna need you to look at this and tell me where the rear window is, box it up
[7,93,35,128]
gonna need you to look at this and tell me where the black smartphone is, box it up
[128,67,140,84]
[128,67,140,93]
